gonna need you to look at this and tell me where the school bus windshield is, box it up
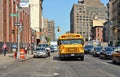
[59,39,84,45]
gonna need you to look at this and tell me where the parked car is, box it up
[115,41,120,47]
[84,45,94,54]
[93,46,103,57]
[111,46,120,64]
[99,46,114,59]
[33,47,49,58]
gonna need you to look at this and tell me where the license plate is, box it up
[71,54,75,56]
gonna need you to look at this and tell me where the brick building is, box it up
[91,20,106,42]
[0,0,31,52]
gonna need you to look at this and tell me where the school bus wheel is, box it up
[81,56,84,61]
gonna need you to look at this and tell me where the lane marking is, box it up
[53,73,60,76]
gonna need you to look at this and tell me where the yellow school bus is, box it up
[57,33,84,61]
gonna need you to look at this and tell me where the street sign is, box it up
[14,23,22,26]
[10,14,19,17]
[20,0,29,7]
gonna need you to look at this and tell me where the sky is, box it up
[42,0,109,39]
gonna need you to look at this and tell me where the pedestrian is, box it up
[2,42,7,56]
[46,48,51,57]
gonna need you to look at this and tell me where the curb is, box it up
[0,55,33,68]
[18,56,33,62]
[15,54,34,62]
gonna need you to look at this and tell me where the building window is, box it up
[83,32,85,34]
[97,28,99,32]
[98,33,99,37]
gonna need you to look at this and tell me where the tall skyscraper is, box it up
[48,20,55,41]
[70,0,107,40]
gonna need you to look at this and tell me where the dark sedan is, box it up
[84,45,94,54]
[93,46,102,57]
[99,46,114,59]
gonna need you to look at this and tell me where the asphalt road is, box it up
[0,52,120,77]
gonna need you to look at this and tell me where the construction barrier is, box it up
[20,48,25,59]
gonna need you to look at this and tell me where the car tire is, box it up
[60,57,64,61]
[33,55,36,58]
[99,55,102,59]
[112,57,116,64]
[81,56,84,61]
[59,55,64,61]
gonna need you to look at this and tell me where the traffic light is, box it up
[57,28,60,32]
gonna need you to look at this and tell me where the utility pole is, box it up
[107,2,110,44]
[16,2,22,59]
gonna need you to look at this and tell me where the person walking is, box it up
[2,42,7,56]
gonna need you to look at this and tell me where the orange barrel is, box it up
[20,48,25,59]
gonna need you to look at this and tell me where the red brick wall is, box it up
[0,0,31,46]
[95,27,103,42]
[0,0,4,42]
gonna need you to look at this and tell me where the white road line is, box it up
[53,73,60,76]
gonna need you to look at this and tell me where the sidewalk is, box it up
[0,53,33,69]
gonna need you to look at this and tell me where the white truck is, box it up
[50,41,58,52]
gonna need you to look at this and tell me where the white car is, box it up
[33,47,49,58]
[50,45,58,52]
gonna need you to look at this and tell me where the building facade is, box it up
[109,0,120,44]
[0,0,31,52]
[42,18,49,37]
[91,20,106,42]
[48,20,55,41]
[42,18,55,42]
[70,0,107,41]
[29,0,43,44]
